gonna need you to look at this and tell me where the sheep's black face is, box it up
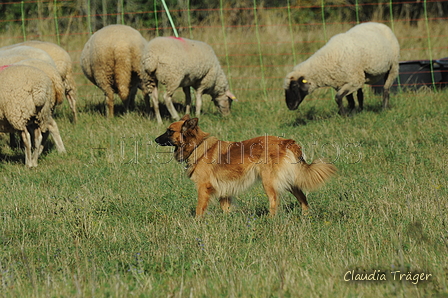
[285,77,310,110]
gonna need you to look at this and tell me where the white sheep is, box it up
[0,52,66,151]
[141,36,236,124]
[284,22,400,115]
[2,41,79,123]
[0,64,65,167]
[80,24,147,117]
[14,59,65,108]
[0,45,55,65]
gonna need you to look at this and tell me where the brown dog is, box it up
[155,115,337,217]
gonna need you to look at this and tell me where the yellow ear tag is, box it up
[302,79,307,83]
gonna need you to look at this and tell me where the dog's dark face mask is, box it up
[155,115,198,148]
[155,129,176,146]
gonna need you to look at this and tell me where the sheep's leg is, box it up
[335,93,347,116]
[130,84,139,110]
[64,75,78,123]
[38,130,50,156]
[65,89,78,123]
[183,87,191,115]
[104,89,115,117]
[346,93,356,111]
[164,91,180,121]
[347,89,363,112]
[48,117,66,153]
[356,89,364,111]
[194,91,203,117]
[382,89,390,109]
[31,126,43,167]
[21,129,33,167]
[143,92,151,116]
[9,133,19,149]
[336,84,360,115]
[122,84,138,113]
[150,83,163,124]
[128,74,140,112]
[382,69,396,109]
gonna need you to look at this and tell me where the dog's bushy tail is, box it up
[297,159,337,191]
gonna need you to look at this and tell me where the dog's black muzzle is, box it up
[155,133,174,146]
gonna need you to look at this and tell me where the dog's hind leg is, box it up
[219,197,232,213]
[289,186,309,215]
[196,183,215,217]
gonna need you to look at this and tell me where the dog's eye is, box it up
[166,129,174,136]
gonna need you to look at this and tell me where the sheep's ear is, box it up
[226,90,237,101]
[182,118,198,132]
[299,77,310,92]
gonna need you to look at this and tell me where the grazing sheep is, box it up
[80,24,147,117]
[2,41,79,123]
[0,65,65,167]
[141,36,236,124]
[0,53,66,150]
[14,59,66,153]
[14,59,65,107]
[284,22,400,115]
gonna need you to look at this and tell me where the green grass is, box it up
[0,18,448,297]
[0,86,447,297]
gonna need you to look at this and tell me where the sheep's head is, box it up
[285,75,310,110]
[213,90,236,116]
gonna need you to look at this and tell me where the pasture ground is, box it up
[0,21,447,297]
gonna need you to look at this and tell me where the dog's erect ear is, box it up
[182,118,199,132]
[181,114,191,121]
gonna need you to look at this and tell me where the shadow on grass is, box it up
[361,103,386,113]
[286,101,386,127]
[2,132,58,166]
[286,106,337,127]
[0,151,24,166]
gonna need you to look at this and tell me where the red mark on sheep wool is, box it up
[0,65,11,72]
[168,36,185,42]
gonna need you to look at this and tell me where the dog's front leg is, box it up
[196,183,215,217]
[262,180,279,216]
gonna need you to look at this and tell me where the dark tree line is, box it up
[0,0,446,33]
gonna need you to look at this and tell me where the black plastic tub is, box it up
[371,59,447,94]
[435,57,448,88]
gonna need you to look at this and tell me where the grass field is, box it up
[0,20,447,297]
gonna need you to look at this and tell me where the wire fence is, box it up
[0,0,447,101]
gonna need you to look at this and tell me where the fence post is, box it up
[287,0,296,65]
[21,1,26,41]
[423,0,436,91]
[219,0,232,91]
[54,0,61,45]
[87,0,92,35]
[160,0,179,37]
[253,0,267,98]
[154,1,159,36]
